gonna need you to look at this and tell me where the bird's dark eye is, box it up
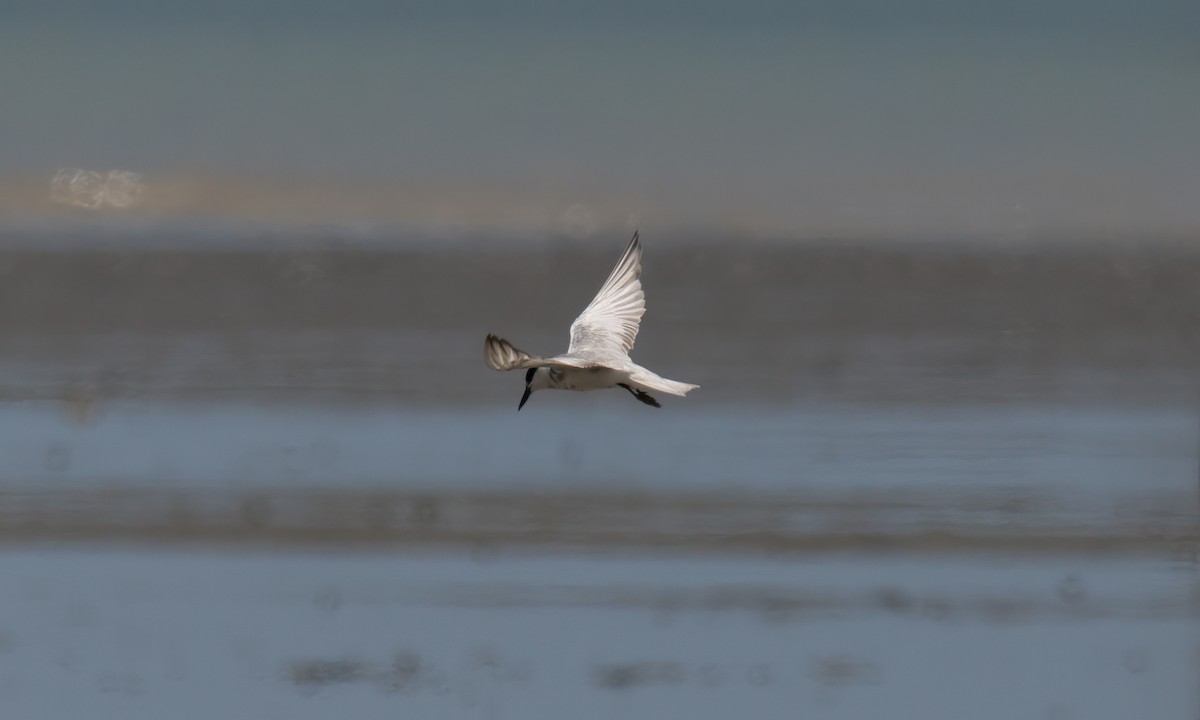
[525,368,536,384]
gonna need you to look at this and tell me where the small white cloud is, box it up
[51,168,107,209]
[50,168,145,209]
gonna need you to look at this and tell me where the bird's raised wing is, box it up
[484,334,594,371]
[567,231,645,361]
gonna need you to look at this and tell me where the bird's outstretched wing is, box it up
[567,231,645,362]
[484,334,594,371]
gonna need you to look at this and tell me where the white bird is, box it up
[485,231,699,410]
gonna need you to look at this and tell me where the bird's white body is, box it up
[531,365,624,392]
[485,231,698,409]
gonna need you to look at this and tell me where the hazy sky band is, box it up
[3,1,1197,235]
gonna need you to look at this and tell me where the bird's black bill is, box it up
[518,386,532,411]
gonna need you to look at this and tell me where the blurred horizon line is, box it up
[4,173,1199,245]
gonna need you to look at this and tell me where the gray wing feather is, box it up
[484,334,595,371]
[484,334,543,371]
[567,231,645,362]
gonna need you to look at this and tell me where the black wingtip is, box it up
[638,391,662,408]
[619,383,661,408]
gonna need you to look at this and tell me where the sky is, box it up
[2,0,1197,237]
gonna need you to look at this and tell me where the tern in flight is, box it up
[485,231,699,410]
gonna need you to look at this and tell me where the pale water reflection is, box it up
[0,550,1195,720]
[0,401,1193,498]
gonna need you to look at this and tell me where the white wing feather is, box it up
[567,231,645,361]
[628,367,699,396]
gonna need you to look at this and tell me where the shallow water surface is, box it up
[0,549,1195,720]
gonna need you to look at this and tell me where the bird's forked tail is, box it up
[628,367,699,397]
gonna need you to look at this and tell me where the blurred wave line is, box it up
[394,580,1200,623]
[0,487,1194,557]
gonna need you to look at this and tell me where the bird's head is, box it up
[518,367,551,410]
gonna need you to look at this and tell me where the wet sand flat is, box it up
[0,236,1197,406]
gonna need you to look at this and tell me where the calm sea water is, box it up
[1,400,1194,501]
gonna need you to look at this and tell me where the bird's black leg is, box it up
[618,383,661,408]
